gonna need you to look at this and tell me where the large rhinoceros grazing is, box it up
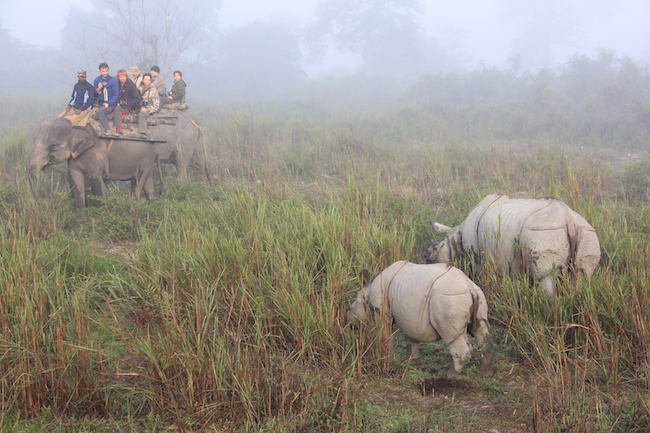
[347,261,496,378]
[425,194,601,297]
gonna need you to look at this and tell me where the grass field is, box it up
[1,65,650,432]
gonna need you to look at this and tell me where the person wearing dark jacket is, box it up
[115,69,142,135]
[59,69,95,126]
[94,63,119,135]
[161,70,186,106]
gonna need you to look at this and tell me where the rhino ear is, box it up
[432,222,452,234]
[70,128,94,159]
[359,269,372,287]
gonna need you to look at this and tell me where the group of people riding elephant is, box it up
[62,63,187,139]
[29,62,201,209]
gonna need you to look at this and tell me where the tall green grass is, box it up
[1,89,649,431]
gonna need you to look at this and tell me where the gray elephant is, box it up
[150,110,205,178]
[29,117,158,209]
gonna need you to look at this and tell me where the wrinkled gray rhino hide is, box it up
[347,261,495,377]
[427,193,601,297]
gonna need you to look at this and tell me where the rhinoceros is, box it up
[347,260,496,377]
[425,194,601,297]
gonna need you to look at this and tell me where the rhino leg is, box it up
[446,335,473,377]
[575,229,600,278]
[472,317,496,377]
[405,336,422,365]
[539,275,556,297]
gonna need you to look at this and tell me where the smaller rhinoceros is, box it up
[347,260,496,377]
[425,194,601,297]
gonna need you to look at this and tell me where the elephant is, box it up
[29,117,158,209]
[149,109,205,179]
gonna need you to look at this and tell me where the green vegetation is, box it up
[1,55,650,431]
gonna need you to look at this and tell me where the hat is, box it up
[117,69,127,76]
[77,70,87,77]
[151,66,160,73]
[129,66,141,75]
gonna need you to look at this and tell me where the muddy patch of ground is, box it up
[418,377,474,396]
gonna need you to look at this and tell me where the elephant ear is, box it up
[70,126,94,159]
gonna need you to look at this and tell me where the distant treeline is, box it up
[399,49,650,148]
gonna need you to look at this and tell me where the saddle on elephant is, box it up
[88,106,185,139]
[58,107,95,127]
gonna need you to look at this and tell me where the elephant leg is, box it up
[446,334,473,378]
[131,169,154,201]
[174,145,189,179]
[68,169,86,209]
[405,335,422,365]
[142,175,155,200]
[176,162,188,180]
[131,168,150,201]
[132,177,143,201]
[189,151,212,183]
[88,176,106,200]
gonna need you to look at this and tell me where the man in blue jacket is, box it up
[60,69,95,126]
[94,62,119,135]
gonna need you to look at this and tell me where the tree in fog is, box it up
[0,24,20,81]
[500,0,617,70]
[61,0,221,74]
[1,21,64,92]
[213,21,305,98]
[304,0,424,78]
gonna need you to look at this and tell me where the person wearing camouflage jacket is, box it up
[137,73,160,138]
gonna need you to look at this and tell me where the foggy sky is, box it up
[2,0,649,71]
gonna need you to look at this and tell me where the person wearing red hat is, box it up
[115,68,142,135]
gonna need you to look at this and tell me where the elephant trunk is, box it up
[28,144,49,178]
[29,117,71,178]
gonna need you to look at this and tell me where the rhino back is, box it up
[373,262,476,344]
[460,196,567,268]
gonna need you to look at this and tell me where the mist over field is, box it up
[1,0,649,100]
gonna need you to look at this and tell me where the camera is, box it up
[141,101,149,107]
[101,81,108,88]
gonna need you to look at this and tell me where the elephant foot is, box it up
[408,357,422,366]
[72,212,88,223]
[86,198,105,208]
[445,368,461,379]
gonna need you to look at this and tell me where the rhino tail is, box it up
[468,285,488,336]
[566,212,578,263]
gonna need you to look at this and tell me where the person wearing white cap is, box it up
[58,69,95,126]
[130,66,143,88]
